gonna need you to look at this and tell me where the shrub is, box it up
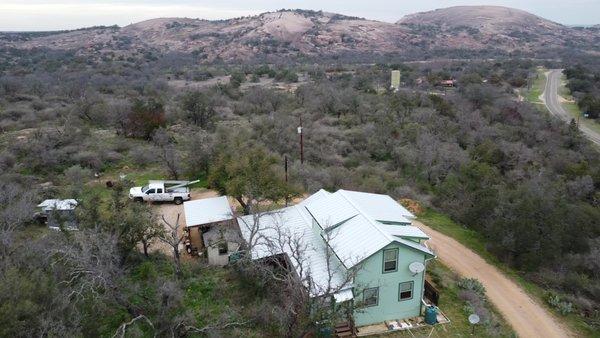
[545,292,574,315]
[457,278,486,296]
[30,100,47,111]
[129,145,157,167]
[122,98,166,139]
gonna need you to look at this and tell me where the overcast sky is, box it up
[1,0,598,31]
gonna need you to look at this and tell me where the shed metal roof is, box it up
[38,199,78,211]
[184,196,234,227]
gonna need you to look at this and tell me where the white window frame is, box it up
[398,281,414,301]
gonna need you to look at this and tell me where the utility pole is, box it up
[298,117,304,165]
[284,155,289,207]
[284,156,288,183]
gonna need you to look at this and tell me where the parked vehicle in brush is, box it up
[129,180,199,204]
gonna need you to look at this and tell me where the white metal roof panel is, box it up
[38,199,78,211]
[184,196,233,227]
[238,205,350,298]
[339,190,414,223]
[304,192,358,229]
[325,213,391,268]
[394,237,436,257]
[333,288,354,302]
[298,189,331,208]
[377,224,429,239]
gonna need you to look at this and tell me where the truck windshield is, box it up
[141,186,149,193]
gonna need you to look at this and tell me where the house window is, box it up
[218,242,228,255]
[382,248,398,273]
[363,287,379,307]
[399,281,414,301]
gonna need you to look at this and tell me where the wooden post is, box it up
[284,156,288,183]
[298,117,304,165]
[284,156,289,207]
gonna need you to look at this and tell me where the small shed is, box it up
[183,196,240,265]
[36,199,78,230]
[202,226,241,266]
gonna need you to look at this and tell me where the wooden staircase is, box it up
[334,322,356,338]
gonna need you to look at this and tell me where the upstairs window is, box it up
[399,281,414,301]
[363,287,379,307]
[383,248,398,273]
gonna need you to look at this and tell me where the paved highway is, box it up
[542,69,600,146]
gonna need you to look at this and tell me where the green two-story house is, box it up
[238,189,436,329]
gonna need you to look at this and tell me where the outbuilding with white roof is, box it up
[184,196,233,228]
[36,199,78,230]
[182,196,240,265]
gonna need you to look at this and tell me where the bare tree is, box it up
[159,214,184,277]
[236,204,269,254]
[140,220,165,257]
[52,227,130,312]
[180,90,216,128]
[237,207,359,336]
[152,128,181,180]
[112,315,155,338]
[0,182,35,266]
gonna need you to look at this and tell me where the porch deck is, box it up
[355,302,450,337]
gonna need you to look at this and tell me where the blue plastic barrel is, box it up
[425,306,438,325]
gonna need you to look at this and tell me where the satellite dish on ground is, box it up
[408,262,425,275]
[468,314,480,325]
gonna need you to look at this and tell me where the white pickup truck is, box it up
[129,180,199,204]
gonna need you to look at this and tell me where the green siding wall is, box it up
[353,242,426,326]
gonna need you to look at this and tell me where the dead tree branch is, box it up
[112,315,156,338]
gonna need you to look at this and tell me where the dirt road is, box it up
[415,220,573,338]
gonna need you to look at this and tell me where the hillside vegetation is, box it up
[1,7,598,63]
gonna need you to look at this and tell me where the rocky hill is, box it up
[397,6,562,33]
[1,7,598,62]
[396,6,596,52]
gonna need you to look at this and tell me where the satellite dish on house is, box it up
[468,314,480,325]
[408,262,425,275]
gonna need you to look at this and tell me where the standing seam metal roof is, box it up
[238,200,350,298]
[304,189,430,268]
[184,196,234,227]
[238,189,434,298]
